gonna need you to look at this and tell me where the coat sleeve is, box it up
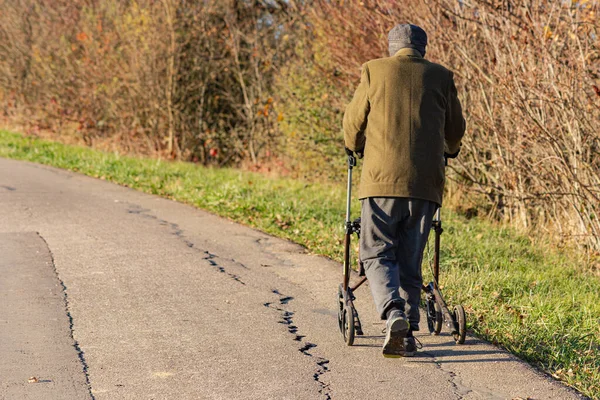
[343,64,370,153]
[444,71,466,155]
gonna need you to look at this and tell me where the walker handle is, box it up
[345,147,363,161]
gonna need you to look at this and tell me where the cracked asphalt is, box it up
[0,158,587,400]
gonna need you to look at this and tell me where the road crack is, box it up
[126,204,246,285]
[421,349,505,400]
[125,203,331,397]
[202,251,246,285]
[265,289,331,400]
[422,351,472,400]
[37,232,96,400]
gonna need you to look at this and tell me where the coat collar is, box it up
[393,48,423,58]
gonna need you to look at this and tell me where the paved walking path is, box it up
[0,158,585,399]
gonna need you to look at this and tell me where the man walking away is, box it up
[343,24,466,357]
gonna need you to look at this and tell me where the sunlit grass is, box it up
[1,129,598,398]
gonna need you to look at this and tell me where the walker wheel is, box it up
[337,287,344,335]
[426,299,443,335]
[342,306,355,346]
[452,305,467,344]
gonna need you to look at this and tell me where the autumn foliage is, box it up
[0,0,297,163]
[0,0,599,251]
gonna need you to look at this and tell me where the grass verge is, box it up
[1,130,598,398]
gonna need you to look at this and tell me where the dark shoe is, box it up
[382,310,409,358]
[403,335,417,357]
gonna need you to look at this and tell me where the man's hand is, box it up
[345,147,364,159]
[444,149,460,159]
[444,143,461,159]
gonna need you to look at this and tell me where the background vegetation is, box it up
[1,0,599,251]
[1,0,599,395]
[1,130,598,398]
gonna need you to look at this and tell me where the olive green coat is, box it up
[343,48,465,205]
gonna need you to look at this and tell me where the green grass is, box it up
[1,129,599,398]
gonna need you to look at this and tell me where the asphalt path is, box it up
[0,158,586,400]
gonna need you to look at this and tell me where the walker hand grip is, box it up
[347,156,356,168]
[345,147,362,163]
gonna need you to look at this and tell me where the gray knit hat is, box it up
[388,24,428,57]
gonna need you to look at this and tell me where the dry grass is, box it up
[280,0,600,251]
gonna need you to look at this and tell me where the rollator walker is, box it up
[337,150,467,346]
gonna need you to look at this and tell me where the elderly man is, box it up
[343,24,465,357]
